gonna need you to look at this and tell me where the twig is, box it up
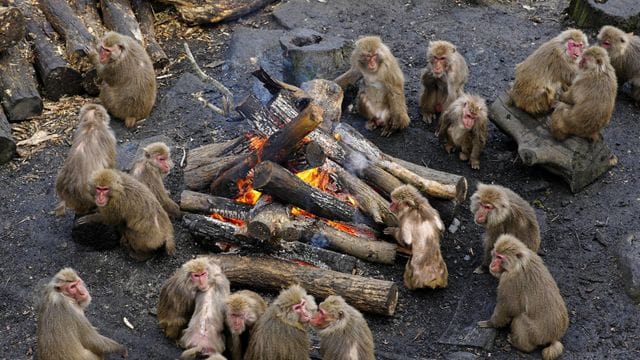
[183,42,234,115]
[179,146,187,168]
[193,92,225,115]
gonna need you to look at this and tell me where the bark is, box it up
[0,6,25,52]
[278,241,358,274]
[100,0,143,44]
[247,203,298,243]
[179,190,252,220]
[70,0,106,38]
[131,0,169,69]
[0,108,16,164]
[154,0,278,26]
[0,41,43,121]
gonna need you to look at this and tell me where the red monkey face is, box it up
[99,46,112,64]
[310,307,334,329]
[462,104,476,129]
[63,279,91,306]
[489,251,505,275]
[432,56,447,76]
[389,200,399,213]
[363,52,379,72]
[293,299,312,323]
[474,203,493,224]
[190,271,209,291]
[155,155,171,174]
[566,39,584,59]
[95,186,110,207]
[229,312,245,333]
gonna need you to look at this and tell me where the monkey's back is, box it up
[318,311,375,360]
[610,34,640,84]
[244,308,311,360]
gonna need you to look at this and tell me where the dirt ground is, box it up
[2,0,640,359]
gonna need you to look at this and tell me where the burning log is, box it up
[131,0,169,69]
[287,140,326,171]
[0,6,25,52]
[248,203,298,244]
[185,154,243,191]
[180,190,252,220]
[253,161,357,223]
[154,0,278,25]
[278,241,358,274]
[183,213,258,249]
[0,108,16,164]
[210,254,399,316]
[0,41,43,121]
[210,103,324,197]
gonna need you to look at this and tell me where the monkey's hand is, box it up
[117,346,128,358]
[383,227,398,236]
[477,320,493,328]
[73,213,103,227]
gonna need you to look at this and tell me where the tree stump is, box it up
[0,6,25,53]
[489,91,618,193]
[0,108,16,164]
[280,28,353,86]
[568,0,640,32]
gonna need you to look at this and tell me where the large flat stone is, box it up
[569,0,640,31]
[438,294,496,350]
[616,233,640,303]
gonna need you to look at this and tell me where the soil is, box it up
[2,0,640,359]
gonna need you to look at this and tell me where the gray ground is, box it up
[2,0,640,359]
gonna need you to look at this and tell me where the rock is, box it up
[228,27,285,75]
[438,294,496,350]
[445,352,478,360]
[280,28,352,86]
[616,233,640,303]
[568,0,640,32]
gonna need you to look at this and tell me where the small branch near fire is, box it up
[183,42,234,115]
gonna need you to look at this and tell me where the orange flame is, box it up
[324,219,358,236]
[247,134,267,151]
[291,207,316,218]
[210,213,246,226]
[296,167,330,191]
[234,177,261,205]
[334,133,341,141]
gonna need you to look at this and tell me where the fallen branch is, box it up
[183,42,234,115]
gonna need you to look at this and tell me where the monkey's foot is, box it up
[444,144,454,153]
[459,152,469,161]
[477,320,491,328]
[124,117,138,128]
[470,160,480,170]
[473,265,486,274]
[365,120,377,131]
[422,114,435,124]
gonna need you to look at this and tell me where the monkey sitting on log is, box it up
[36,268,127,360]
[550,46,617,142]
[131,142,182,218]
[437,93,488,169]
[335,35,410,136]
[385,184,447,289]
[509,29,588,115]
[225,290,268,360]
[469,183,540,274]
[597,25,640,105]
[478,235,568,360]
[310,295,375,360]
[77,168,175,260]
[244,284,317,360]
[419,40,469,124]
[91,31,157,128]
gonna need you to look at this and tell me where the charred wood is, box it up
[0,41,43,121]
[180,190,252,220]
[0,6,25,52]
[0,108,16,164]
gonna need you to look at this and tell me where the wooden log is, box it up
[100,0,143,44]
[180,190,252,220]
[210,255,399,316]
[278,241,358,274]
[38,0,96,71]
[0,41,43,122]
[16,0,83,100]
[0,108,16,164]
[185,154,243,191]
[210,103,324,197]
[360,164,403,197]
[248,203,298,243]
[70,0,106,38]
[183,137,252,190]
[489,91,618,193]
[183,213,262,249]
[568,0,640,32]
[155,0,277,26]
[253,161,357,223]
[376,159,458,200]
[236,94,290,136]
[131,0,169,69]
[0,6,25,52]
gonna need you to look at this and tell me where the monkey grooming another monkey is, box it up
[335,36,410,136]
[310,295,375,360]
[550,46,617,142]
[478,235,568,360]
[437,93,488,169]
[244,284,317,360]
[178,258,230,360]
[131,142,182,218]
[36,268,127,360]
[384,185,447,289]
[225,290,268,360]
[55,104,116,216]
[91,31,156,128]
[509,29,588,115]
[77,169,175,260]
[469,183,540,274]
[598,25,640,104]
[419,40,469,124]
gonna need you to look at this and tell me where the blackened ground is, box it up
[1,0,639,359]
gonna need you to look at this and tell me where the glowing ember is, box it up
[234,177,261,205]
[210,213,246,226]
[345,195,358,207]
[296,167,330,191]
[324,219,358,236]
[334,133,341,141]
[247,134,267,151]
[291,207,316,218]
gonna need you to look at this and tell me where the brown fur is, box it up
[437,93,488,169]
[478,235,568,360]
[225,290,268,360]
[130,142,182,218]
[80,169,175,260]
[597,25,640,103]
[469,183,541,272]
[336,35,410,136]
[311,295,375,360]
[419,40,469,123]
[94,32,156,128]
[385,185,447,289]
[510,29,588,114]
[244,285,317,360]
[179,259,230,359]
[551,46,617,142]
[36,268,127,360]
[54,104,116,216]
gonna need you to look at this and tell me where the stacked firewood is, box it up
[179,71,469,316]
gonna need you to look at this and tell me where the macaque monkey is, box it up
[244,284,317,360]
[78,169,175,260]
[92,31,156,128]
[310,295,375,360]
[469,183,540,274]
[510,29,588,115]
[478,235,568,360]
[178,258,230,360]
[437,93,488,169]
[55,104,116,216]
[384,185,447,289]
[131,142,182,218]
[225,290,268,360]
[550,46,617,142]
[36,268,127,360]
[597,25,640,104]
[335,36,410,136]
[419,40,469,123]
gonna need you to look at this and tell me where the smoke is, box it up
[310,234,330,248]
[345,151,369,174]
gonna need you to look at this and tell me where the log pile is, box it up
[180,71,469,315]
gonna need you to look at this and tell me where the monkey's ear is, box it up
[515,251,524,259]
[596,57,603,65]
[144,150,151,159]
[338,310,344,319]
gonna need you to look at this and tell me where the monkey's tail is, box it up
[541,340,564,360]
